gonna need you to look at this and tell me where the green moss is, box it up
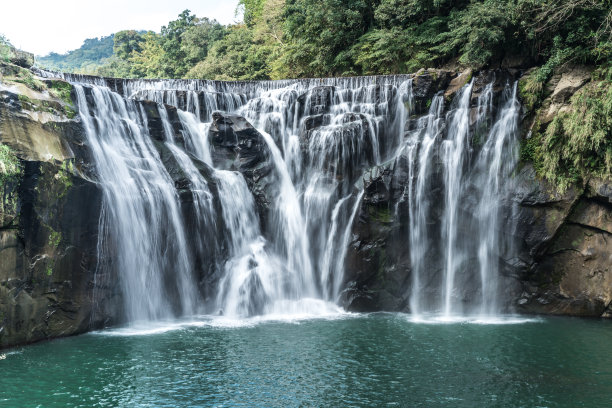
[520,132,541,166]
[368,205,393,224]
[48,230,62,248]
[0,43,11,63]
[47,80,74,106]
[0,144,21,227]
[55,161,74,200]
[0,144,21,183]
[64,106,77,119]
[465,71,473,84]
[9,69,45,92]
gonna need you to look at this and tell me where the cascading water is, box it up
[55,66,520,324]
[472,83,520,315]
[403,79,520,318]
[74,85,199,322]
[406,93,446,315]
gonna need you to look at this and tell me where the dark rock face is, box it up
[0,78,121,348]
[8,47,34,69]
[341,166,411,312]
[208,112,278,229]
[0,135,119,348]
[411,69,453,115]
[512,174,612,316]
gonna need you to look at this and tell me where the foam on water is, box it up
[405,313,541,325]
[94,301,353,335]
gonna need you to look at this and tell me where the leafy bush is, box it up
[528,70,612,190]
[0,144,21,183]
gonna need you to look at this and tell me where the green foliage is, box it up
[238,0,267,26]
[127,32,165,78]
[56,161,74,199]
[181,18,228,66]
[158,10,198,77]
[37,35,115,73]
[33,0,612,83]
[352,16,448,74]
[47,80,73,105]
[0,144,20,227]
[186,25,269,80]
[48,230,62,248]
[435,1,511,68]
[0,144,21,184]
[114,30,144,60]
[4,66,45,91]
[0,34,12,62]
[527,73,612,191]
[283,0,375,77]
[518,70,544,113]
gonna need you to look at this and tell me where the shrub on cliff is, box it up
[526,66,612,190]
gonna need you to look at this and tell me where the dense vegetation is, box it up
[521,66,612,190]
[34,0,611,81]
[37,35,115,73]
[23,0,612,187]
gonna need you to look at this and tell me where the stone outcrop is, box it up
[514,175,612,316]
[208,112,278,229]
[0,68,119,348]
[341,165,411,311]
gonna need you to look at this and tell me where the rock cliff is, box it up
[1,61,611,349]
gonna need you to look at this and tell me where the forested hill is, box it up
[36,0,611,81]
[37,35,115,73]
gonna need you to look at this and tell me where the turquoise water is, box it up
[1,314,611,407]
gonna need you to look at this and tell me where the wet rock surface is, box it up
[208,112,278,230]
[0,82,120,347]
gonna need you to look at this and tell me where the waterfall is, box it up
[404,80,520,318]
[473,83,520,315]
[74,85,199,322]
[407,93,445,315]
[61,68,519,323]
[214,170,277,317]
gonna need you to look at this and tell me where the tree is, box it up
[114,30,144,60]
[186,25,268,80]
[181,18,228,66]
[129,32,165,78]
[159,9,197,77]
[283,0,376,77]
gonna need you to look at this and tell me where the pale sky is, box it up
[0,0,241,56]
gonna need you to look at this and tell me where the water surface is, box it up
[1,314,611,407]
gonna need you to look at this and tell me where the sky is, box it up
[0,0,240,56]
